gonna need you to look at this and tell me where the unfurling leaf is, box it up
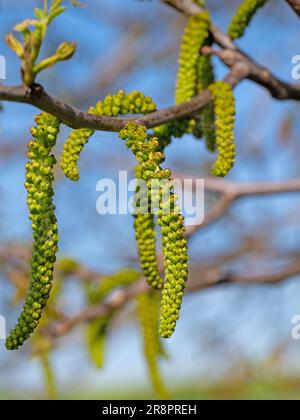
[5,34,24,58]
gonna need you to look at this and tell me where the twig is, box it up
[43,260,300,338]
[202,46,300,101]
[286,0,300,17]
[182,176,300,233]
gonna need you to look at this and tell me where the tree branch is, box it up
[286,0,300,17]
[0,83,212,131]
[43,260,300,339]
[183,176,300,233]
[202,46,300,101]
[1,1,300,131]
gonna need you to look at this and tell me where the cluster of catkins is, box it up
[175,5,215,151]
[60,91,187,337]
[175,7,236,176]
[7,0,244,353]
[119,121,188,338]
[61,91,189,339]
[60,91,166,293]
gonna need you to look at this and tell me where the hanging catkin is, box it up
[175,11,210,105]
[136,291,170,399]
[6,113,60,350]
[228,0,269,39]
[134,165,163,290]
[85,269,141,368]
[208,81,236,177]
[197,43,216,151]
[119,122,188,338]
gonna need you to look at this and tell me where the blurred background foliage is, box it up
[1,0,300,400]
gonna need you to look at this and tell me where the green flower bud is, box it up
[55,41,76,60]
[5,33,24,58]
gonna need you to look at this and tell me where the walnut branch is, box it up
[0,1,299,131]
[0,83,212,131]
[201,46,300,101]
[43,260,300,339]
[286,0,300,16]
[185,176,300,233]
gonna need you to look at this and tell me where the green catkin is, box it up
[192,0,216,149]
[134,165,163,290]
[153,120,190,151]
[6,113,60,350]
[157,187,188,339]
[60,90,156,181]
[59,123,94,181]
[194,0,205,6]
[208,81,236,177]
[197,49,216,151]
[40,352,57,400]
[119,123,169,292]
[136,291,170,399]
[86,314,112,369]
[228,0,269,39]
[174,7,216,148]
[85,269,140,368]
[175,11,210,105]
[30,285,60,399]
[134,210,161,288]
[119,122,188,339]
